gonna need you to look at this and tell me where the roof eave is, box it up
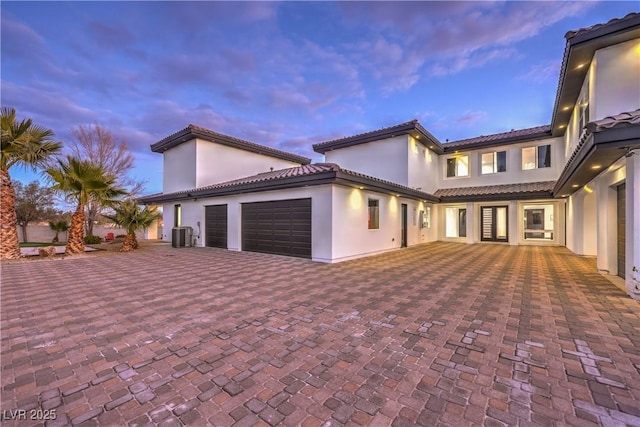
[150,126,312,165]
[443,130,553,152]
[313,121,444,155]
[438,191,554,203]
[553,125,640,196]
[550,14,640,136]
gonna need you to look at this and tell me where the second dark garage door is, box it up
[242,198,311,259]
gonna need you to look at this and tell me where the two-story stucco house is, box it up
[140,13,640,299]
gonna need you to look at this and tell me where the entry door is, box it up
[205,204,228,248]
[481,206,508,242]
[525,209,545,239]
[617,183,626,279]
[401,204,408,248]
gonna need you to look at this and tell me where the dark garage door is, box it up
[242,198,311,259]
[205,204,227,249]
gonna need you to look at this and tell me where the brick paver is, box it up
[1,242,639,426]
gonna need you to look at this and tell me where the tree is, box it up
[104,200,159,252]
[46,156,125,255]
[14,181,57,243]
[49,220,69,243]
[67,124,145,237]
[1,107,61,259]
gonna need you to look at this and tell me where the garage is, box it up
[205,204,228,249]
[242,198,312,258]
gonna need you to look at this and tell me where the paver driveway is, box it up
[1,242,639,427]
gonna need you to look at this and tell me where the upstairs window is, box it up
[446,155,469,177]
[578,80,590,135]
[368,199,379,229]
[174,204,182,227]
[481,151,507,174]
[522,145,551,170]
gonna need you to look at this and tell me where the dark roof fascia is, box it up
[139,172,338,204]
[438,190,554,203]
[552,125,640,196]
[139,169,440,204]
[442,129,554,153]
[334,171,440,202]
[313,121,444,155]
[550,14,640,136]
[150,126,312,165]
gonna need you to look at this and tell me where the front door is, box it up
[401,204,408,248]
[481,206,508,242]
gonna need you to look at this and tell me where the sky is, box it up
[2,1,637,196]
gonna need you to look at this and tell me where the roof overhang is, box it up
[150,125,311,165]
[139,170,440,204]
[443,128,553,153]
[553,125,640,197]
[438,191,554,203]
[551,14,640,136]
[313,121,444,155]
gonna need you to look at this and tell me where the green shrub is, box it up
[83,235,102,244]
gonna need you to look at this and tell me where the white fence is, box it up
[17,224,145,243]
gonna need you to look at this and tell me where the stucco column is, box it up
[626,152,640,299]
[466,202,475,244]
[509,201,518,246]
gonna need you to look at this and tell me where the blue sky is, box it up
[2,1,637,195]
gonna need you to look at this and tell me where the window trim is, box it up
[522,144,551,170]
[481,151,507,175]
[445,155,469,178]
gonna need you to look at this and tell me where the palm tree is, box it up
[1,107,61,259]
[104,200,158,252]
[46,156,125,255]
[49,220,69,243]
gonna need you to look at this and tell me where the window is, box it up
[522,145,551,170]
[578,80,589,134]
[446,155,469,177]
[482,151,507,174]
[445,207,466,238]
[174,204,182,227]
[523,204,554,240]
[368,199,379,229]
[419,206,431,229]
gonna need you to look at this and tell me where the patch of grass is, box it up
[19,242,66,247]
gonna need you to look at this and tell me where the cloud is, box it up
[517,60,561,83]
[430,47,520,76]
[456,111,488,125]
[88,21,136,49]
[338,1,595,90]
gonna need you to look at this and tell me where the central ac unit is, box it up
[172,226,193,248]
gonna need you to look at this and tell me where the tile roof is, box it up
[313,120,443,154]
[443,125,552,150]
[150,124,311,165]
[434,181,555,201]
[139,163,439,203]
[586,109,640,133]
[565,12,640,40]
[554,109,640,195]
[551,13,640,136]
